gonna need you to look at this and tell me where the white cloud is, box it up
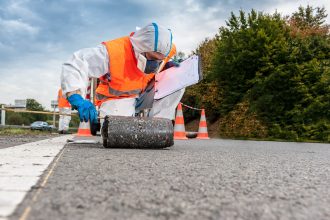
[6,0,41,22]
[0,59,62,110]
[0,41,14,51]
[185,0,201,12]
[151,1,226,55]
[0,18,39,36]
[262,0,330,23]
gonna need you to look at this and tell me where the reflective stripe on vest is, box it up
[108,87,141,96]
[95,93,108,101]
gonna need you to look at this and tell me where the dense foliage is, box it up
[5,99,80,128]
[184,6,329,142]
[6,99,47,125]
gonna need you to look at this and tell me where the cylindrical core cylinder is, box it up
[102,116,174,148]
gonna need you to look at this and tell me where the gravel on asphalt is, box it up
[10,139,330,220]
[0,134,61,149]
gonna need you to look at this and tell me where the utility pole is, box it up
[51,100,58,128]
[0,105,5,126]
[53,105,56,127]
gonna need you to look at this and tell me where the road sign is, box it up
[14,99,27,108]
[51,100,58,108]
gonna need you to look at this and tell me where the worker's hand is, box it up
[163,60,180,70]
[67,94,98,124]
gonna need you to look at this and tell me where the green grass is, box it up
[0,128,52,136]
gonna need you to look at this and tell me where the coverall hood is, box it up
[130,23,173,57]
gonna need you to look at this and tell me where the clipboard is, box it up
[154,55,202,100]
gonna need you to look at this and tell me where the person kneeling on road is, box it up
[60,23,183,127]
[57,89,72,134]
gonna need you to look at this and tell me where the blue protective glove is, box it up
[67,94,98,124]
[164,60,180,70]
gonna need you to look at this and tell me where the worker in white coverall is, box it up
[61,23,184,127]
[57,89,71,134]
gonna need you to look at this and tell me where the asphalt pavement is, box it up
[10,138,330,220]
[0,134,59,149]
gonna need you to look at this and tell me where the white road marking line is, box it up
[0,135,72,219]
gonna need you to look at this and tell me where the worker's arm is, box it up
[61,44,109,98]
[61,44,108,124]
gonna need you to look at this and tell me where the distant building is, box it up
[5,99,27,109]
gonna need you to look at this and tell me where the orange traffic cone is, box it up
[174,103,188,140]
[76,121,92,137]
[197,109,210,139]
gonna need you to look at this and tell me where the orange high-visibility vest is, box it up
[95,36,176,106]
[58,89,71,108]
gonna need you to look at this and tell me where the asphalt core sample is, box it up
[102,116,174,149]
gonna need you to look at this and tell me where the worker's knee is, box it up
[149,88,185,120]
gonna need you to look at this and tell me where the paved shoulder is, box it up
[9,139,330,220]
[0,135,61,149]
[0,135,72,219]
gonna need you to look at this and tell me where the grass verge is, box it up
[0,128,52,136]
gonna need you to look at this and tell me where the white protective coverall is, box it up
[58,107,71,132]
[61,23,184,123]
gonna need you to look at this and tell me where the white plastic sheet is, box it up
[155,55,201,99]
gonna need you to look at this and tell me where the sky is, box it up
[0,0,329,109]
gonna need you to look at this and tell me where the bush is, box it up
[184,6,330,142]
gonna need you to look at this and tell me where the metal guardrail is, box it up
[0,108,103,119]
[0,108,74,117]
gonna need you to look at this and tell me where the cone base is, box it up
[197,137,210,139]
[174,130,188,140]
[174,136,188,140]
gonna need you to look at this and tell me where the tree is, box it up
[6,112,24,125]
[210,7,329,141]
[181,6,329,141]
[26,99,45,111]
[289,5,329,37]
[212,9,289,115]
[24,99,47,123]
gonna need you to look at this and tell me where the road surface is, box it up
[0,134,59,149]
[4,137,330,220]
